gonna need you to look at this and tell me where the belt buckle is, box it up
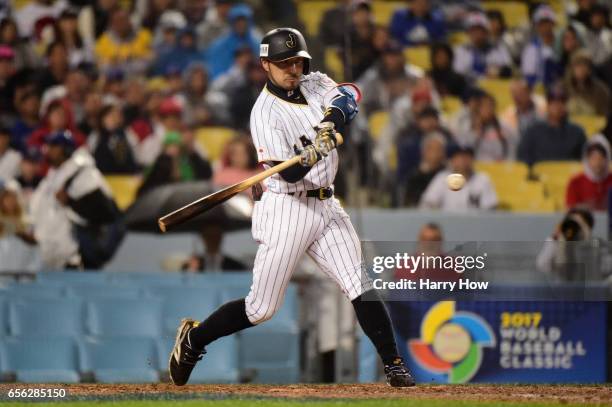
[319,188,329,200]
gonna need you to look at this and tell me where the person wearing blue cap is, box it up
[204,3,261,80]
[29,130,124,269]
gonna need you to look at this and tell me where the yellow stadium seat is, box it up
[404,46,431,71]
[296,1,335,37]
[105,175,142,210]
[570,115,607,138]
[371,2,405,25]
[440,96,463,116]
[532,161,583,210]
[474,161,529,181]
[368,111,390,142]
[482,2,529,29]
[195,127,236,163]
[324,47,344,82]
[478,78,513,112]
[449,32,468,46]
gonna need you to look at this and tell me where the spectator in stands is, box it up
[213,136,261,195]
[151,27,200,77]
[566,135,612,211]
[0,18,39,69]
[95,8,152,75]
[500,79,546,139]
[428,42,469,98]
[420,146,498,211]
[88,104,139,174]
[37,41,69,93]
[455,92,517,161]
[14,0,65,39]
[15,149,42,198]
[557,25,586,76]
[28,99,85,156]
[182,224,247,272]
[518,85,586,166]
[54,8,94,67]
[10,89,40,153]
[30,130,125,269]
[204,4,260,80]
[585,4,612,68]
[390,0,446,46]
[486,9,524,63]
[521,6,562,88]
[570,0,596,28]
[178,62,229,127]
[211,45,254,95]
[197,0,233,48]
[345,1,380,80]
[536,207,601,281]
[137,130,212,196]
[0,179,35,245]
[357,41,422,115]
[453,13,512,80]
[395,105,452,179]
[228,60,267,131]
[563,49,611,116]
[318,0,351,47]
[138,0,178,32]
[102,68,126,105]
[449,86,486,147]
[151,10,186,56]
[398,131,447,207]
[0,127,21,182]
[78,90,103,135]
[0,45,16,115]
[61,67,92,125]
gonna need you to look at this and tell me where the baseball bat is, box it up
[158,133,344,232]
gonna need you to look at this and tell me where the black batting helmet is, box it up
[259,28,311,73]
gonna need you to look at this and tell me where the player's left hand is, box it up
[315,122,337,156]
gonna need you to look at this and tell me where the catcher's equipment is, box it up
[260,28,311,73]
[169,318,205,386]
[314,122,337,156]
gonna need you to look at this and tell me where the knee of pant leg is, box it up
[245,300,279,325]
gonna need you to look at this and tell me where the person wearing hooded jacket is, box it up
[30,131,124,269]
[566,134,612,211]
[203,4,260,80]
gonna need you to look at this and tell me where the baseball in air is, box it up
[447,173,466,191]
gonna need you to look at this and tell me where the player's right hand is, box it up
[297,144,321,167]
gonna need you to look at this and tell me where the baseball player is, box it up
[169,28,415,387]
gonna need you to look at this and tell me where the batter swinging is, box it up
[169,27,415,388]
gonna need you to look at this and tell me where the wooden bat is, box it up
[158,133,344,232]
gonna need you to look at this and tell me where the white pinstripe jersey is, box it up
[250,71,342,193]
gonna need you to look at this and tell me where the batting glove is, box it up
[314,122,337,157]
[295,144,322,167]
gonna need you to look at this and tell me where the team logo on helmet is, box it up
[286,33,296,48]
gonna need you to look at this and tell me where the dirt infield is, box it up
[1,383,610,405]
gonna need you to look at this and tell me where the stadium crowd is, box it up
[1,0,612,269]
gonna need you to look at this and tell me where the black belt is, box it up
[288,187,333,200]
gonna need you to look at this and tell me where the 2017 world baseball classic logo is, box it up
[408,301,495,383]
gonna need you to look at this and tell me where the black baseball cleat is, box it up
[384,358,416,387]
[169,318,206,386]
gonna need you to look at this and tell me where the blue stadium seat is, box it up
[238,324,300,383]
[9,299,84,337]
[87,298,163,337]
[157,335,239,383]
[234,285,300,383]
[0,337,80,383]
[2,283,65,299]
[37,271,113,285]
[0,299,7,337]
[65,284,142,299]
[145,287,218,336]
[80,337,159,383]
[184,272,252,288]
[357,331,379,383]
[110,272,185,287]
